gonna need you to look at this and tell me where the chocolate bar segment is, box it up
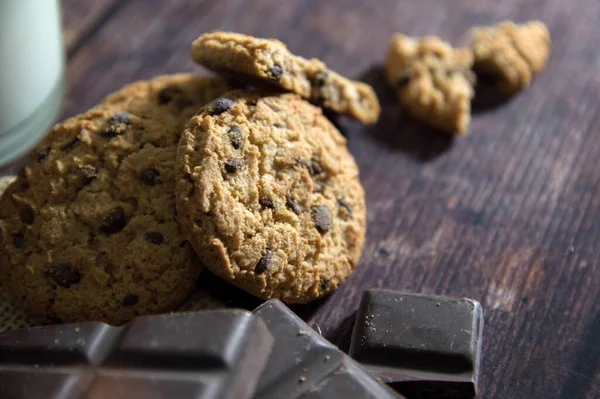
[0,310,273,399]
[253,299,403,399]
[348,290,484,398]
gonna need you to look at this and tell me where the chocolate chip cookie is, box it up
[386,34,475,135]
[176,91,366,303]
[0,74,232,325]
[470,20,551,94]
[191,31,381,125]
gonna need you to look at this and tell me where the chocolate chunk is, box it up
[310,160,323,176]
[209,98,235,115]
[311,71,329,87]
[158,86,183,105]
[0,310,274,399]
[100,207,126,235]
[286,196,301,215]
[121,294,139,307]
[268,64,283,80]
[253,300,401,399]
[312,206,332,233]
[76,165,97,187]
[254,250,272,275]
[349,290,484,398]
[228,126,243,149]
[100,112,132,137]
[12,234,24,248]
[144,231,164,245]
[337,198,353,219]
[19,209,34,225]
[224,157,245,173]
[319,278,328,290]
[60,137,80,152]
[45,264,82,288]
[37,148,50,161]
[108,111,131,125]
[259,198,274,209]
[396,73,412,88]
[139,167,160,185]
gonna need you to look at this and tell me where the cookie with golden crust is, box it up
[0,74,232,325]
[470,20,551,94]
[176,91,366,303]
[386,34,475,135]
[191,31,381,124]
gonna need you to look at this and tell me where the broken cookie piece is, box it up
[385,34,475,135]
[191,31,381,124]
[470,20,551,95]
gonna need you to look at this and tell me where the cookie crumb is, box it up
[471,20,551,94]
[385,34,475,135]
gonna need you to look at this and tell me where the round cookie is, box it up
[0,74,232,325]
[176,91,366,303]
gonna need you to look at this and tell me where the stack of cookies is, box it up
[0,32,380,325]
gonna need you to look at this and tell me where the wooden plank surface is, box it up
[5,0,600,397]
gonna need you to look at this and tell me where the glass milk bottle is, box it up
[0,0,65,166]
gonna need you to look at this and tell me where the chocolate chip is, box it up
[76,165,97,187]
[101,112,132,137]
[268,64,283,80]
[20,209,34,225]
[319,278,329,290]
[259,198,274,209]
[396,73,412,88]
[224,157,244,173]
[45,264,81,288]
[101,207,126,234]
[310,160,323,176]
[209,98,235,115]
[312,205,332,233]
[228,126,243,149]
[311,71,329,87]
[121,294,139,307]
[158,86,183,105]
[37,148,50,161]
[139,167,160,185]
[12,234,24,248]
[109,111,131,125]
[286,196,301,215]
[313,184,324,194]
[60,137,80,152]
[254,249,272,274]
[337,198,353,219]
[144,231,164,245]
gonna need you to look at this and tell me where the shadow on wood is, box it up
[471,73,513,114]
[358,66,454,162]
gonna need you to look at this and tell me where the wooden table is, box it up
[3,1,600,397]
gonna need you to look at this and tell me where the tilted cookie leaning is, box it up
[191,31,381,125]
[176,91,366,303]
[0,74,232,325]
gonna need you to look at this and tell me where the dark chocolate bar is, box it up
[348,290,484,398]
[253,299,403,399]
[0,310,273,399]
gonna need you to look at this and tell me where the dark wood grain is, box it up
[4,0,600,397]
[60,0,126,56]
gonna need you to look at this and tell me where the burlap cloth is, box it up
[0,175,227,332]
